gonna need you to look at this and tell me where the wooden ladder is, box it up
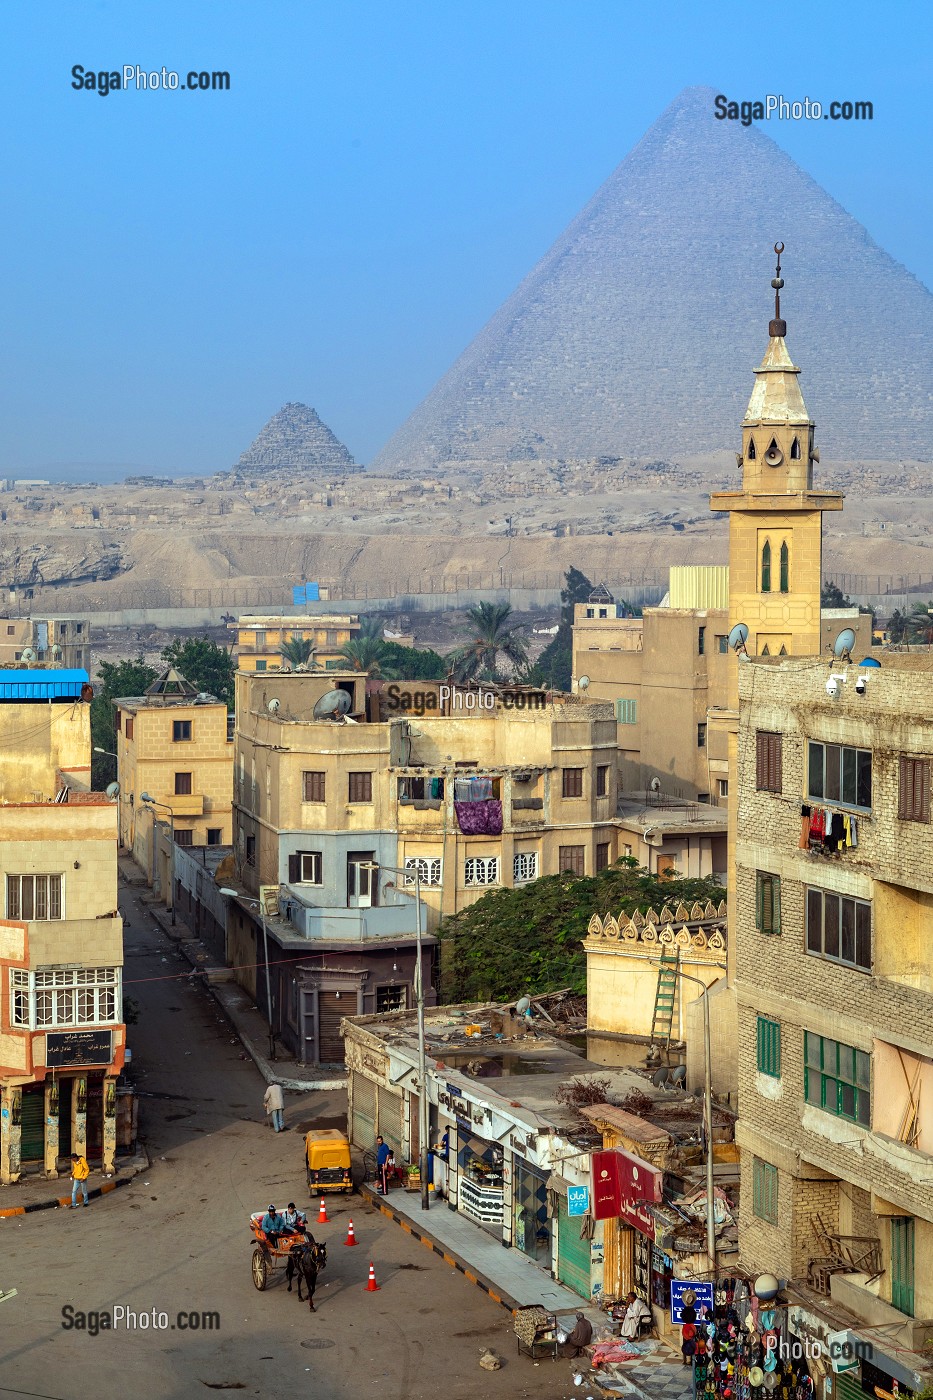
[650,948,680,1047]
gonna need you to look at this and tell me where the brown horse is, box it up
[285,1238,327,1311]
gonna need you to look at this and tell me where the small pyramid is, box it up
[236,402,359,471]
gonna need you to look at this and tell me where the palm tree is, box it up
[905,603,933,646]
[449,601,528,682]
[279,636,317,669]
[338,634,400,679]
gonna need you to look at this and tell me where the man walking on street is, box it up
[263,1081,285,1132]
[376,1134,391,1194]
[70,1152,90,1208]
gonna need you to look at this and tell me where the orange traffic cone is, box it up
[317,1196,329,1225]
[344,1218,358,1246]
[365,1261,380,1292]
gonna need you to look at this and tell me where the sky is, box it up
[2,0,930,478]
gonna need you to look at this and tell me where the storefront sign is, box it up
[617,1148,663,1204]
[567,1185,589,1217]
[591,1149,660,1236]
[46,1030,113,1068]
[670,1279,714,1323]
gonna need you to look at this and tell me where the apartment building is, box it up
[230,613,360,672]
[114,667,233,894]
[0,668,125,1182]
[0,616,91,671]
[734,653,933,1379]
[228,670,618,1063]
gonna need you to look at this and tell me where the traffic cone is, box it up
[344,1218,358,1246]
[365,1261,380,1292]
[317,1196,329,1225]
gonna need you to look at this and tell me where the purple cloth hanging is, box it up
[455,799,503,835]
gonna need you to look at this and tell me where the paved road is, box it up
[0,883,582,1400]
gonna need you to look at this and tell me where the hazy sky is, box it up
[3,0,930,477]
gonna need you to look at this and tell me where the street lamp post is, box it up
[141,793,175,926]
[677,966,724,1278]
[219,889,275,1059]
[361,861,429,1212]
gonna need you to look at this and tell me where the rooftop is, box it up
[615,790,728,835]
[0,667,89,702]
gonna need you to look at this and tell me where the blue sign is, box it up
[292,582,320,605]
[567,1185,590,1217]
[670,1280,715,1325]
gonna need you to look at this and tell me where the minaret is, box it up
[711,244,843,665]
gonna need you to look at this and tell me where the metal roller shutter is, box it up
[20,1087,45,1162]
[557,1194,592,1300]
[351,1074,376,1150]
[832,1373,864,1400]
[377,1086,402,1158]
[318,991,345,1064]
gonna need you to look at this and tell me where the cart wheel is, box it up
[251,1248,268,1291]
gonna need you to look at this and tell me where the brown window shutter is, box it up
[771,734,782,793]
[921,761,931,823]
[288,853,300,883]
[898,755,911,820]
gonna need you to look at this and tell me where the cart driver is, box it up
[261,1204,286,1248]
[283,1202,309,1238]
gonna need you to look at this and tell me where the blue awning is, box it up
[0,669,90,701]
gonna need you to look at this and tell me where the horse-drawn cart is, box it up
[249,1212,307,1291]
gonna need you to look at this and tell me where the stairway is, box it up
[650,949,680,1047]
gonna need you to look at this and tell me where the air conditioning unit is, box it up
[514,771,532,784]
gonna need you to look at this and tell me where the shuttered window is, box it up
[752,1158,778,1224]
[562,768,583,798]
[755,731,782,792]
[558,845,585,877]
[615,698,637,724]
[755,872,781,935]
[898,757,930,823]
[757,1016,781,1078]
[804,1032,870,1126]
[595,842,610,873]
[348,771,373,803]
[303,771,326,802]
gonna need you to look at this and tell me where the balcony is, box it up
[279,895,416,941]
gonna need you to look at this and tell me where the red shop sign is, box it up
[591,1148,663,1238]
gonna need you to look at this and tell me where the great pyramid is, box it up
[235,402,359,471]
[372,86,932,470]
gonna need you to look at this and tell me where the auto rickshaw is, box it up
[305,1128,353,1195]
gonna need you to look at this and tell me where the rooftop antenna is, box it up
[312,688,353,721]
[727,622,749,659]
[831,627,857,664]
[770,243,786,337]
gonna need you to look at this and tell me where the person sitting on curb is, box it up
[560,1313,594,1358]
[70,1153,90,1209]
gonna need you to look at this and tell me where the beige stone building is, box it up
[230,614,360,673]
[114,668,234,896]
[0,616,91,671]
[0,668,125,1182]
[733,652,933,1361]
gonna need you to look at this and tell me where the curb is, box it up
[361,1184,516,1314]
[0,1164,147,1218]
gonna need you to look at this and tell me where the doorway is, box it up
[347,852,376,908]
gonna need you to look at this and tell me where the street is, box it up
[0,882,581,1400]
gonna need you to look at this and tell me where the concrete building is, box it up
[0,616,91,672]
[230,614,360,673]
[0,668,125,1182]
[228,670,619,1063]
[114,667,234,898]
[733,652,933,1379]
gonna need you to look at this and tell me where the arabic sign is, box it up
[567,1185,590,1217]
[46,1030,113,1068]
[591,1147,663,1237]
[670,1279,714,1324]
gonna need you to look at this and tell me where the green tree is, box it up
[888,608,907,643]
[525,566,595,691]
[906,602,933,646]
[338,634,401,678]
[437,861,725,1003]
[160,637,236,708]
[449,601,528,682]
[90,657,158,788]
[821,580,850,608]
[279,636,317,669]
[381,641,447,680]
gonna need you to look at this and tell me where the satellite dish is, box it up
[266,697,281,713]
[20,647,36,662]
[105,781,120,800]
[49,644,62,660]
[652,1067,670,1088]
[670,1064,687,1088]
[832,628,857,661]
[312,689,353,720]
[650,777,661,793]
[578,675,590,690]
[727,623,749,652]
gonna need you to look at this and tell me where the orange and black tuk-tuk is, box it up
[305,1128,353,1195]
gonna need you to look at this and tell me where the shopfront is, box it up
[514,1156,550,1264]
[592,1146,664,1307]
[457,1122,505,1234]
[556,1191,593,1299]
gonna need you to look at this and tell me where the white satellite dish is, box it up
[578,675,590,690]
[49,644,63,660]
[105,781,120,800]
[832,628,857,661]
[727,622,749,653]
[650,777,661,792]
[266,697,281,713]
[20,647,36,662]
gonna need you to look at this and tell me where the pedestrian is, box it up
[70,1152,90,1208]
[431,1125,450,1199]
[263,1081,285,1132]
[560,1312,594,1358]
[376,1134,391,1194]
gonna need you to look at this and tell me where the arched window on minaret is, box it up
[790,436,801,460]
[747,438,757,460]
[780,541,790,593]
[761,540,772,593]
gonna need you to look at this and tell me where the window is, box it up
[698,626,706,655]
[464,857,499,887]
[24,966,119,1029]
[398,775,444,801]
[5,625,13,635]
[615,698,637,725]
[255,659,267,672]
[207,828,223,846]
[245,835,256,867]
[808,741,872,810]
[175,829,193,847]
[595,765,609,798]
[595,841,610,873]
[804,1032,870,1125]
[717,635,729,654]
[7,874,63,921]
[891,1217,915,1318]
[348,771,373,803]
[779,541,789,593]
[747,437,756,460]
[254,630,266,648]
[289,850,322,884]
[174,772,192,796]
[376,985,406,1014]
[10,969,29,1026]
[757,1016,781,1077]
[513,851,539,883]
[791,436,801,460]
[125,716,134,741]
[303,771,326,803]
[718,778,729,798]
[898,757,930,823]
[562,768,583,798]
[755,730,782,793]
[172,719,192,742]
[697,723,707,749]
[806,888,871,971]
[404,857,442,887]
[756,873,781,935]
[752,1158,778,1224]
[761,540,772,593]
[558,845,585,877]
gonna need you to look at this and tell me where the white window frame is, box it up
[512,851,539,884]
[6,874,64,921]
[299,851,323,885]
[464,856,499,887]
[11,966,121,1031]
[404,857,442,887]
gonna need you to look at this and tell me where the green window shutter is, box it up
[755,874,781,935]
[752,1158,778,1225]
[757,1016,781,1078]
